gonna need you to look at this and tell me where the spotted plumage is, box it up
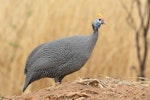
[23,15,105,92]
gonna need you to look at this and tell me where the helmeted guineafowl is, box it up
[23,13,105,92]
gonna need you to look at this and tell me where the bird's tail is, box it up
[23,72,41,92]
[23,73,33,92]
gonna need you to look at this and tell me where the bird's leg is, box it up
[54,78,61,86]
[54,76,64,86]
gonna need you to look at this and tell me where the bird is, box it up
[23,13,105,92]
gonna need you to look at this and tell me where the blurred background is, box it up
[0,0,150,96]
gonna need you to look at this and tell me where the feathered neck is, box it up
[92,24,99,33]
[87,24,99,53]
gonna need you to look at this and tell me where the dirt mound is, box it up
[1,78,150,100]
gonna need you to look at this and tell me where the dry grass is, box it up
[75,77,150,88]
[0,0,150,96]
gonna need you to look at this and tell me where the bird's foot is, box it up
[55,82,61,86]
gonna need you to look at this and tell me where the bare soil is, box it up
[1,78,150,100]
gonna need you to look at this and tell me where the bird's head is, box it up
[92,13,106,31]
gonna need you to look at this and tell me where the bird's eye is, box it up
[98,19,101,21]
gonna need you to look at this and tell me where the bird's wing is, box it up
[25,40,74,74]
[24,43,47,74]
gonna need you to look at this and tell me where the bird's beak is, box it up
[101,19,106,24]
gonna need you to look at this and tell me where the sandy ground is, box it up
[1,78,150,100]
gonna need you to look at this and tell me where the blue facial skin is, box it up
[94,18,101,28]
